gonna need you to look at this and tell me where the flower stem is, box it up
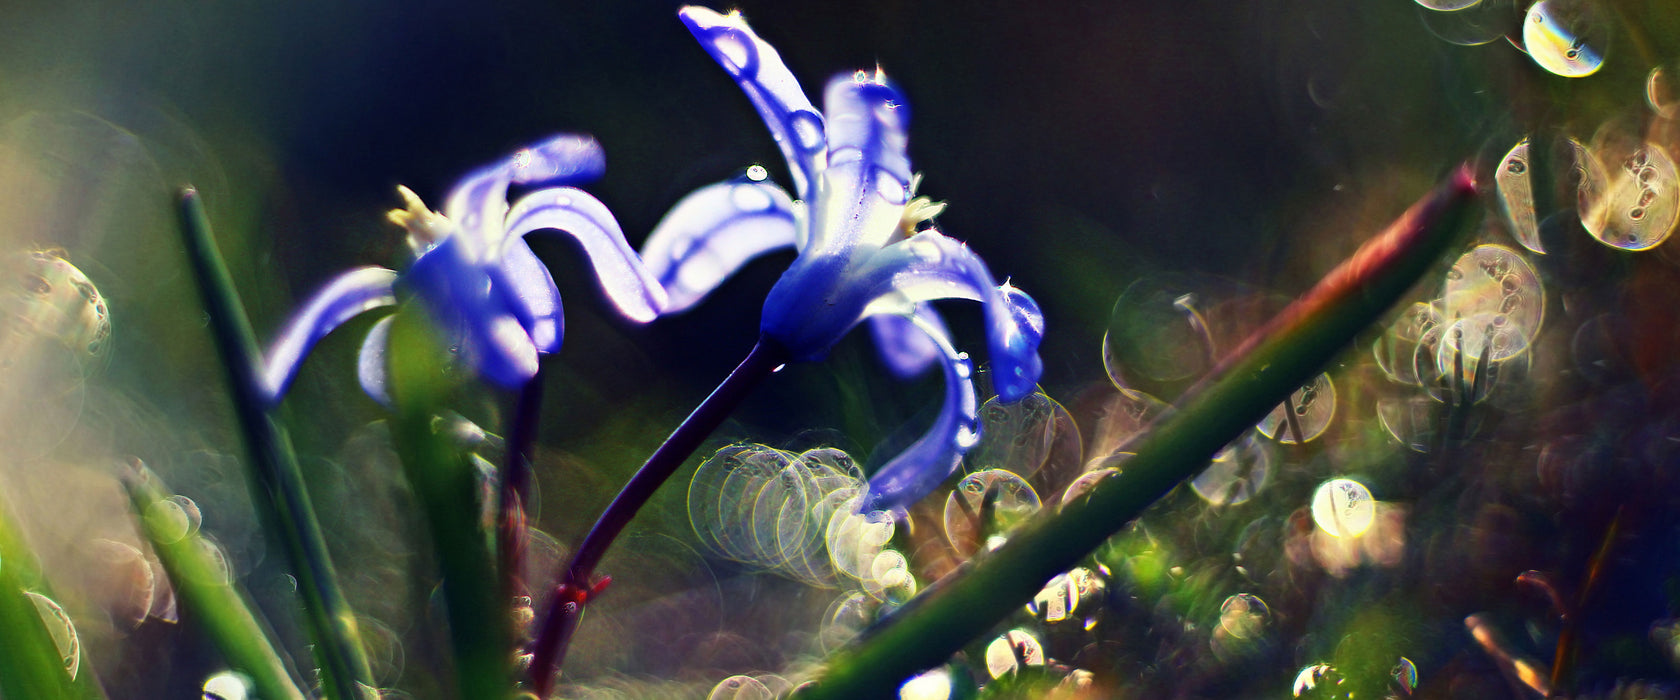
[385,308,515,699]
[797,167,1478,698]
[177,188,375,700]
[528,335,790,696]
[501,375,544,603]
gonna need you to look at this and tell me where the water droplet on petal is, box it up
[790,111,825,151]
[710,30,755,76]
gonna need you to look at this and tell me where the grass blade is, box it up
[122,460,305,700]
[176,187,375,699]
[799,167,1479,698]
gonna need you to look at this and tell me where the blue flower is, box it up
[259,134,667,407]
[642,7,1046,511]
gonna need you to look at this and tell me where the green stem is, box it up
[121,459,304,700]
[177,188,375,699]
[385,309,513,700]
[799,167,1478,698]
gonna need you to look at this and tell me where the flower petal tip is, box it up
[990,283,1045,403]
[511,134,607,186]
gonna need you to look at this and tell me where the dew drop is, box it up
[1523,0,1607,78]
[1218,593,1271,640]
[1392,657,1420,694]
[899,667,953,700]
[790,111,825,151]
[144,495,202,545]
[1255,374,1336,444]
[1311,479,1375,538]
[1415,0,1481,9]
[1293,663,1337,696]
[1061,468,1119,503]
[942,470,1040,557]
[202,671,253,700]
[707,674,772,700]
[1496,139,1545,254]
[710,30,755,76]
[984,629,1044,678]
[26,592,79,680]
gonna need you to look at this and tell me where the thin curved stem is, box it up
[528,335,790,697]
[501,375,544,604]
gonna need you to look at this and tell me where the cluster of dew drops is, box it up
[1413,0,1607,80]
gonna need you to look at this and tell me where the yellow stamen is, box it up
[386,185,453,251]
[898,173,947,238]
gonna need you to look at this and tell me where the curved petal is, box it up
[679,6,827,198]
[813,71,913,253]
[358,314,395,406]
[259,266,399,407]
[866,304,945,379]
[860,313,979,513]
[444,134,607,252]
[992,281,1046,400]
[850,230,1044,401]
[503,186,668,322]
[493,238,564,353]
[403,235,539,389]
[641,178,798,313]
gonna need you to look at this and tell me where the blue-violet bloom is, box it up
[641,7,1046,511]
[259,134,666,407]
